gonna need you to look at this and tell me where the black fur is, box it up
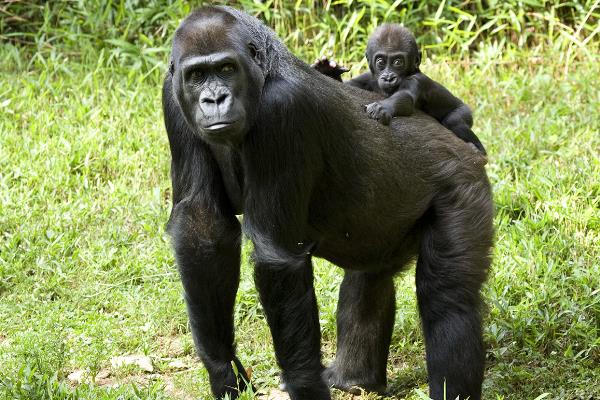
[163,6,493,400]
[315,24,486,155]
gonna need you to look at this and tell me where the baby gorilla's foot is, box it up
[365,101,393,125]
[312,56,349,82]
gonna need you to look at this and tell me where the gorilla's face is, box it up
[366,25,421,96]
[371,51,411,95]
[171,14,264,146]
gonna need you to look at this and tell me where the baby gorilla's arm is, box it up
[365,78,421,125]
[312,57,377,91]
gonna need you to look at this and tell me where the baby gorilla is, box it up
[315,24,486,154]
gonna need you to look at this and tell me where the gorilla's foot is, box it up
[322,366,386,395]
[208,358,254,399]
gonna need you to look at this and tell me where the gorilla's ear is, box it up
[415,51,422,68]
[366,51,375,73]
[169,58,174,75]
[248,42,261,66]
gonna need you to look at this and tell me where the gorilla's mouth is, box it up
[204,121,238,132]
[379,81,399,94]
[199,119,246,145]
[206,122,234,130]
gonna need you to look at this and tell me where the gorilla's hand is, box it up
[312,56,349,82]
[365,101,394,125]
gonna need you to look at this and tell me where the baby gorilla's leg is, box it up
[442,106,486,155]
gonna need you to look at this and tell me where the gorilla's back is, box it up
[307,82,488,269]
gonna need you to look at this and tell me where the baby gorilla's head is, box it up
[366,24,421,94]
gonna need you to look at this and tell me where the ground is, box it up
[0,47,598,400]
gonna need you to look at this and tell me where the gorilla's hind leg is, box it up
[325,270,395,394]
[416,181,493,400]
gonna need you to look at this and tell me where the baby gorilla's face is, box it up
[366,24,421,95]
[372,51,410,94]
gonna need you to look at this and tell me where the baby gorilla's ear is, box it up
[366,51,375,73]
[415,51,422,68]
[169,58,174,75]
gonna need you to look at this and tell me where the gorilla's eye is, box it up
[375,58,385,70]
[220,63,235,73]
[393,58,404,67]
[189,69,203,81]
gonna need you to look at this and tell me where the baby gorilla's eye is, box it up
[220,63,235,73]
[375,58,385,69]
[393,58,404,67]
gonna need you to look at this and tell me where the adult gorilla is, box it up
[162,6,493,400]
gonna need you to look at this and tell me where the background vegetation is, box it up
[1,1,598,399]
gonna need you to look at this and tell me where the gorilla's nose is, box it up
[201,90,230,105]
[382,75,397,84]
[199,88,233,116]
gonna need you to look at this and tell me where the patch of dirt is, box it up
[167,359,187,370]
[259,389,289,400]
[162,375,196,400]
[95,372,195,400]
[155,335,187,357]
[67,369,86,385]
[110,354,154,372]
[65,339,201,399]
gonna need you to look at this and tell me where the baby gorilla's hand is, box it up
[365,101,393,125]
[312,56,349,82]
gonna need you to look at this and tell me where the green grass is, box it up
[2,0,598,73]
[1,3,599,400]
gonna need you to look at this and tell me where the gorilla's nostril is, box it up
[216,93,229,104]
